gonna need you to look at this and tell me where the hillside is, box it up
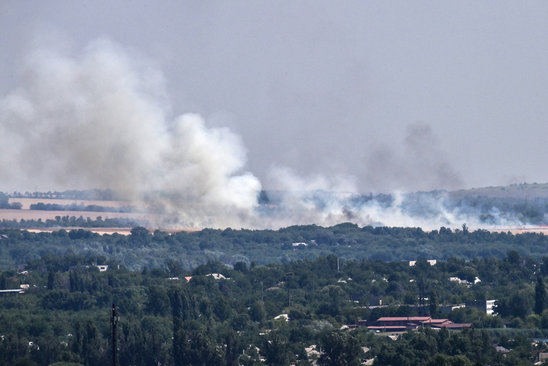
[450,183,548,199]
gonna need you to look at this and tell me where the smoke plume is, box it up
[0,38,261,228]
[364,122,463,192]
[0,38,540,230]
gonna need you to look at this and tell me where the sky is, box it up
[1,1,548,195]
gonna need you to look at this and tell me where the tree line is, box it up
[2,224,548,270]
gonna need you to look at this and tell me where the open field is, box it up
[0,208,147,221]
[8,197,130,209]
[489,227,548,235]
[3,198,139,225]
[0,198,199,233]
[22,227,201,235]
[24,227,134,235]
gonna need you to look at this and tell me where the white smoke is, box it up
[0,38,261,228]
[260,167,358,227]
[0,37,531,230]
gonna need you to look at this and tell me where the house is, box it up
[422,318,453,327]
[495,345,510,354]
[305,344,320,361]
[486,299,497,315]
[358,316,471,332]
[449,276,481,287]
[274,313,289,321]
[537,352,548,363]
[95,265,108,272]
[409,259,437,266]
[337,277,352,284]
[206,273,228,280]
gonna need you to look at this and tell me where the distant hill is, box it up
[449,183,548,199]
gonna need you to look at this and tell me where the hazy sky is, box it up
[2,1,548,193]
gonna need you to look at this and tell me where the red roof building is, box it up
[358,316,471,332]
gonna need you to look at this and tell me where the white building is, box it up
[409,259,437,266]
[486,299,497,315]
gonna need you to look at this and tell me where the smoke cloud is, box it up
[0,38,538,230]
[364,122,463,192]
[0,38,261,228]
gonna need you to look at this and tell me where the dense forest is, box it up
[1,224,548,270]
[2,253,548,365]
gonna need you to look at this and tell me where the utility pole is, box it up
[110,303,119,366]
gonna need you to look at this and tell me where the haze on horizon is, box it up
[1,1,548,229]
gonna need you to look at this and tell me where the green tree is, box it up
[507,250,521,265]
[47,271,55,290]
[426,354,472,366]
[169,287,194,366]
[429,289,439,316]
[262,332,290,366]
[81,321,105,366]
[318,330,364,366]
[145,285,170,316]
[249,300,266,323]
[536,276,546,315]
[171,328,221,366]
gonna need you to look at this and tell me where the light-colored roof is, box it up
[422,319,450,324]
[206,273,228,280]
[274,313,289,321]
[0,289,24,294]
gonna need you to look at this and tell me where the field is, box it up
[2,197,145,222]
[1,197,197,233]
[23,227,134,235]
[489,226,548,235]
[1,198,147,233]
[8,197,129,209]
[0,208,145,221]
